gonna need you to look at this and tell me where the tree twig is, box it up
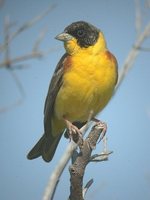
[42,123,92,200]
[0,4,57,113]
[135,0,142,36]
[0,4,56,52]
[68,123,105,200]
[82,179,94,198]
[33,27,48,52]
[115,21,150,92]
[0,46,60,68]
[9,70,25,98]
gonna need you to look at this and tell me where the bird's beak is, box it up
[55,32,74,42]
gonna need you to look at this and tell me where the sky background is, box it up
[0,0,150,200]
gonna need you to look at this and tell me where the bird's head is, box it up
[55,21,107,55]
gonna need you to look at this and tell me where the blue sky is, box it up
[0,0,150,200]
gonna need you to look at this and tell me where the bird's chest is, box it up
[54,55,116,121]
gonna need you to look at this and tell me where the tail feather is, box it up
[42,133,62,162]
[27,133,62,162]
[27,135,45,160]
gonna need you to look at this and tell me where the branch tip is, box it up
[82,179,94,198]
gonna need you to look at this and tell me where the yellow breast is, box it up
[54,50,117,122]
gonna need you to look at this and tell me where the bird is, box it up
[27,21,118,162]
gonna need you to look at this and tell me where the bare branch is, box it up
[9,70,25,98]
[0,46,60,68]
[42,123,92,200]
[135,0,142,35]
[0,16,25,113]
[68,123,106,200]
[0,22,59,69]
[0,4,56,52]
[90,151,113,162]
[115,22,150,92]
[12,4,55,35]
[133,45,150,51]
[33,27,48,52]
[0,52,43,68]
[4,16,11,68]
[0,69,25,113]
[90,136,113,162]
[82,179,94,198]
[0,4,57,113]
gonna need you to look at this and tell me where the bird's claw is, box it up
[65,119,83,144]
[95,121,107,142]
[92,118,107,142]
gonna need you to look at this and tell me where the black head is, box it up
[64,21,99,48]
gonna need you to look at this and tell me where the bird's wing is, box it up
[44,53,67,137]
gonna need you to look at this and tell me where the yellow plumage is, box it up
[54,32,117,134]
[27,21,118,162]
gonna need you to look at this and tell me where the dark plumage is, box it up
[64,21,99,48]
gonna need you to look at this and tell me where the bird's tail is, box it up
[27,133,62,162]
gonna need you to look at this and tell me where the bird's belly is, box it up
[54,66,114,122]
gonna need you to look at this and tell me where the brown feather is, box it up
[27,54,68,161]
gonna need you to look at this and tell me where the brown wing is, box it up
[44,53,67,137]
[27,53,68,162]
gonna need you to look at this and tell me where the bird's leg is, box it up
[92,117,107,141]
[63,117,83,144]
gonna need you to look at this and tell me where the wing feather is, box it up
[44,53,67,136]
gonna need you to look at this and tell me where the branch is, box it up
[135,0,142,36]
[42,123,92,200]
[0,52,43,68]
[115,21,150,92]
[42,141,76,200]
[0,46,60,69]
[68,123,105,200]
[0,5,57,112]
[0,21,59,69]
[33,27,48,52]
[133,45,150,51]
[4,16,11,68]
[9,70,25,98]
[82,179,94,198]
[0,4,56,52]
[0,69,25,113]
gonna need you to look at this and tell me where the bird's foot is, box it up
[92,118,107,141]
[64,118,83,145]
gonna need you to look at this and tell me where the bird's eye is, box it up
[77,29,85,37]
